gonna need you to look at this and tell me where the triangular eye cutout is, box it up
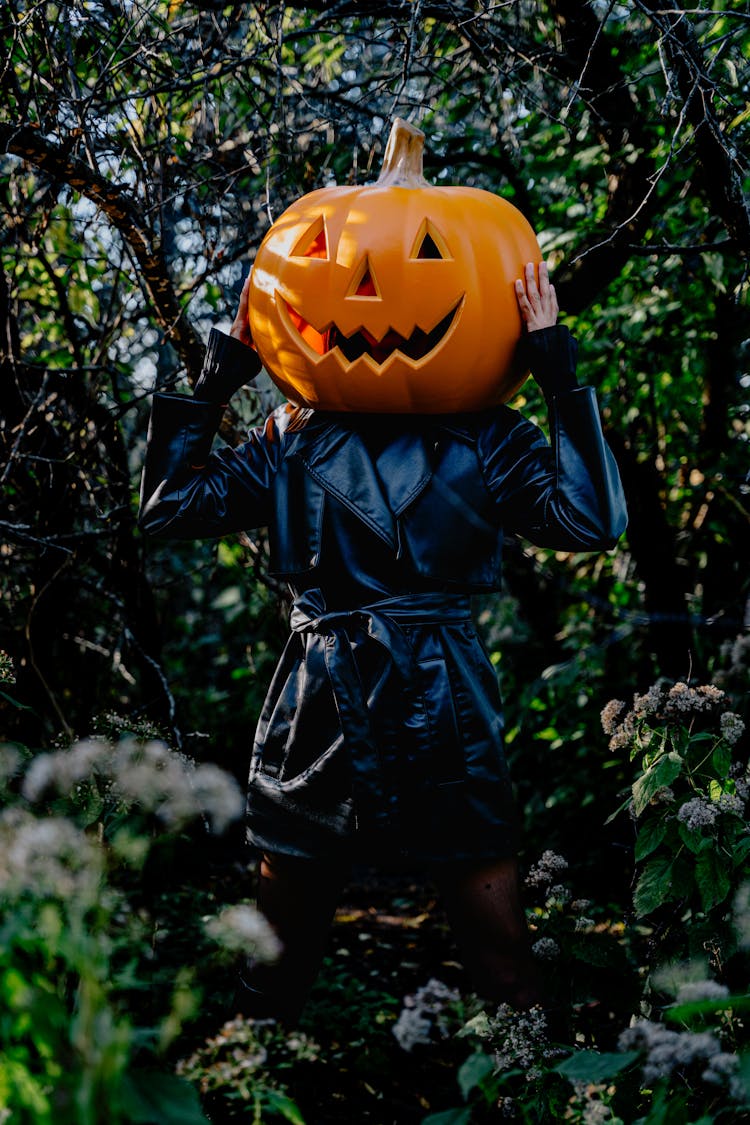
[418,232,442,259]
[291,216,329,259]
[410,220,451,260]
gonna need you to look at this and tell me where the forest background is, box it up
[1,2,749,1123]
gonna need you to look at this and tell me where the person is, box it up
[139,261,627,1027]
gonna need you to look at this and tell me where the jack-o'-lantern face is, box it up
[248,119,541,413]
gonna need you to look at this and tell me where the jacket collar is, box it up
[286,416,434,548]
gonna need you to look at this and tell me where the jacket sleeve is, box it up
[478,333,627,551]
[138,394,283,539]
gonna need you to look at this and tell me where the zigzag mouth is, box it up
[283,298,462,366]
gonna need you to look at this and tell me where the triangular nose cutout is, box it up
[348,256,380,298]
[356,267,376,296]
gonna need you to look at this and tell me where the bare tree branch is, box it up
[0,123,205,381]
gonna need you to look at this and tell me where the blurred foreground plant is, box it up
[0,722,279,1125]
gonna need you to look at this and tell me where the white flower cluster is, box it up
[600,699,627,736]
[676,797,719,831]
[676,791,746,831]
[606,709,637,752]
[22,738,245,834]
[497,1096,518,1118]
[718,633,750,686]
[0,650,16,684]
[720,712,745,746]
[619,1019,738,1088]
[203,904,282,963]
[570,1083,615,1124]
[466,1003,557,1078]
[0,745,21,787]
[716,791,745,817]
[603,681,738,753]
[176,1015,319,1094]
[664,682,725,715]
[392,978,461,1052]
[525,850,569,890]
[675,980,729,1005]
[633,684,665,718]
[733,766,750,803]
[531,937,560,960]
[23,738,112,801]
[0,807,102,902]
[734,882,750,949]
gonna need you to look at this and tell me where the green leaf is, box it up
[605,791,634,825]
[634,857,676,917]
[632,753,683,817]
[570,932,626,969]
[0,689,34,712]
[711,743,732,778]
[264,1088,307,1124]
[555,1049,640,1083]
[458,1051,495,1101]
[695,850,731,912]
[665,992,750,1024]
[635,818,667,861]
[678,822,711,854]
[422,1109,473,1125]
[120,1071,210,1125]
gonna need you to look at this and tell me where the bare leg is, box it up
[433,856,541,1010]
[235,850,351,1027]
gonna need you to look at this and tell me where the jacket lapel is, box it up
[289,418,433,548]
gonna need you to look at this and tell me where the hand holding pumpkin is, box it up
[515,262,558,332]
[230,270,254,347]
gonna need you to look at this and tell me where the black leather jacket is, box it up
[139,328,627,864]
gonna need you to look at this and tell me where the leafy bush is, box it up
[604,681,748,958]
[0,673,286,1125]
[391,679,750,1124]
[176,1016,319,1122]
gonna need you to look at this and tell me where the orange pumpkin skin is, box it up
[248,120,541,414]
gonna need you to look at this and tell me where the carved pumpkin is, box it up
[248,118,541,413]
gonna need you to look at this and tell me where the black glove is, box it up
[517,325,579,397]
[192,328,262,404]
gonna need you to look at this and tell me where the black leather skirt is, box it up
[245,589,518,866]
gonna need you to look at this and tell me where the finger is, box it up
[239,270,252,310]
[515,278,532,315]
[524,261,540,302]
[538,261,551,299]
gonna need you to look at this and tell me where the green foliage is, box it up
[176,1017,319,1122]
[604,681,748,957]
[0,735,283,1125]
[1,2,749,1121]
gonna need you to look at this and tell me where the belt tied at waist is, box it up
[288,589,472,828]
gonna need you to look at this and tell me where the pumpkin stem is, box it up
[377,118,429,187]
